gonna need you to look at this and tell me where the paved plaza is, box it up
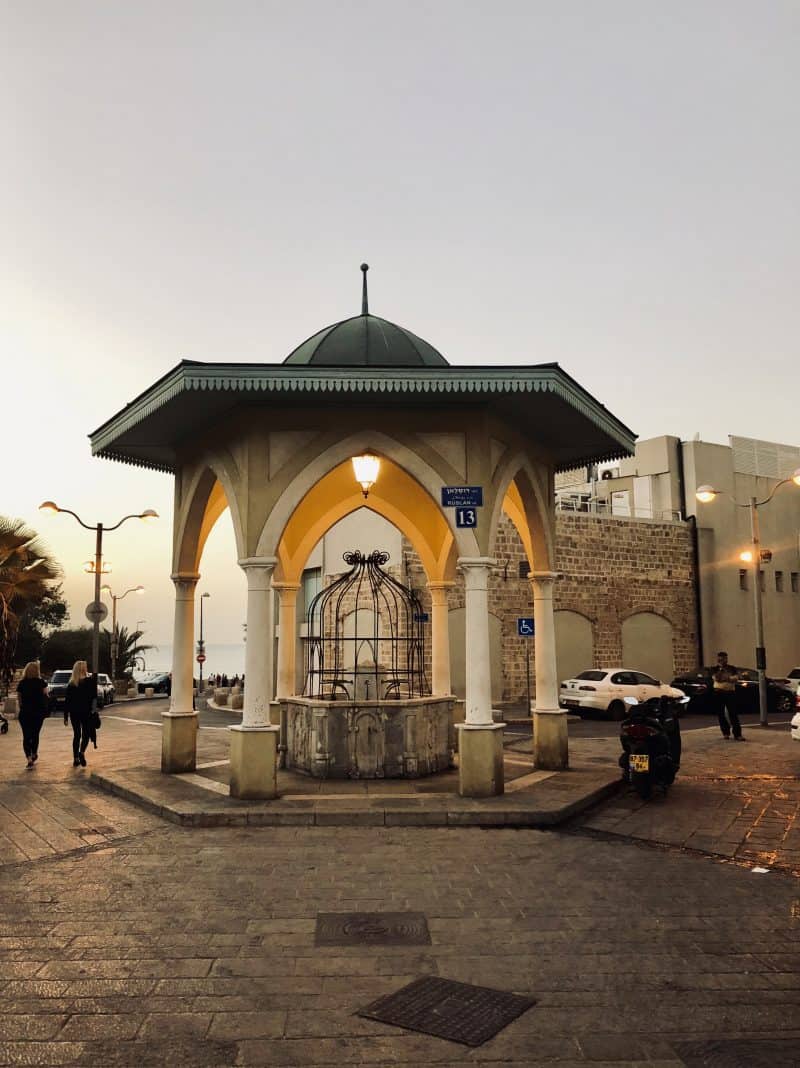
[0,707,799,1066]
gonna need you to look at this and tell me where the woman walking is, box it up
[16,661,49,769]
[64,661,97,767]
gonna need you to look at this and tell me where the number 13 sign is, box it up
[456,507,478,528]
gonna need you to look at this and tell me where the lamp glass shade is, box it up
[695,485,718,503]
[39,501,59,513]
[352,453,380,495]
[792,468,800,487]
[140,509,159,522]
[739,550,754,563]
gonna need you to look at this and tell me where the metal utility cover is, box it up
[314,912,431,947]
[357,975,536,1047]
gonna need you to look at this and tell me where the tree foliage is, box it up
[41,624,153,677]
[0,517,62,690]
[14,585,69,666]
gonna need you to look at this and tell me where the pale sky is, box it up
[3,1,798,648]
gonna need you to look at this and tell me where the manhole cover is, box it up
[315,912,430,946]
[357,975,535,1046]
[673,1039,800,1067]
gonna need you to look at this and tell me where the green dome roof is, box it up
[283,313,449,368]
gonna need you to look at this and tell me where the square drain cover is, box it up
[315,912,430,946]
[357,975,535,1046]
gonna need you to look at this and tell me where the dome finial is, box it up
[360,263,369,315]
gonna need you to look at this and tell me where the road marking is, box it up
[504,769,556,793]
[181,773,229,795]
[104,715,161,727]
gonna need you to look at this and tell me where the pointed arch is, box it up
[489,451,555,573]
[173,450,245,574]
[256,431,480,572]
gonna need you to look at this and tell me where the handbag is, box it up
[91,698,102,731]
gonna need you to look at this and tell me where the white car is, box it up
[559,668,686,720]
[791,693,800,742]
[784,667,800,695]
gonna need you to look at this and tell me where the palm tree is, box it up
[0,517,62,692]
[100,624,154,678]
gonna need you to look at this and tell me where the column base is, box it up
[457,723,504,797]
[533,709,569,770]
[230,725,280,800]
[161,711,198,773]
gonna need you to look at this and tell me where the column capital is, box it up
[456,556,497,571]
[271,580,301,593]
[171,573,200,599]
[530,570,559,585]
[238,556,278,591]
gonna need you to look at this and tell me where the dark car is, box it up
[672,669,794,715]
[137,672,171,695]
[47,670,72,713]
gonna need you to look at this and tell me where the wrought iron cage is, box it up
[302,550,429,701]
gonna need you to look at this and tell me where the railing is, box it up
[555,495,683,523]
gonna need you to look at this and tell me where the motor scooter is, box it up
[618,693,688,799]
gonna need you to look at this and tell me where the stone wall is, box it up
[403,511,698,703]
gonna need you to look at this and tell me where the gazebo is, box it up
[90,267,634,800]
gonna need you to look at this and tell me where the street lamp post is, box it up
[39,502,158,673]
[101,584,145,679]
[198,592,210,689]
[696,468,800,727]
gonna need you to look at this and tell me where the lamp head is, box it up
[792,468,800,488]
[351,452,381,499]
[202,592,211,598]
[695,485,718,504]
[101,584,112,593]
[135,585,145,594]
[83,561,95,574]
[39,500,59,514]
[739,550,754,563]
[140,509,159,522]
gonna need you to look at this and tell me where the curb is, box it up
[89,769,622,830]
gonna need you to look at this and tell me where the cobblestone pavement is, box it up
[2,713,800,1066]
[573,722,800,876]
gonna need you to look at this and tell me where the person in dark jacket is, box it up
[64,660,98,767]
[16,661,49,769]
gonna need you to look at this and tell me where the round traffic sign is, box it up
[85,600,108,624]
[196,653,207,664]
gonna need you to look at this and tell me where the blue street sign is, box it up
[442,486,483,508]
[456,507,478,528]
[413,612,429,623]
[517,617,535,637]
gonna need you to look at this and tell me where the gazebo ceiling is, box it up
[89,360,636,474]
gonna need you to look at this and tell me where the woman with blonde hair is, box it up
[16,661,49,769]
[64,660,97,768]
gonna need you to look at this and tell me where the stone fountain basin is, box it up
[284,696,454,779]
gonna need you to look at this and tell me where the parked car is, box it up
[559,669,685,720]
[783,667,800,695]
[791,692,800,742]
[49,669,115,711]
[137,672,171,695]
[672,669,795,715]
[47,670,72,713]
[96,673,115,707]
[670,670,714,714]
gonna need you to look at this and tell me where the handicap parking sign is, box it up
[517,617,535,637]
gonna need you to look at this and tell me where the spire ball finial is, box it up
[360,263,369,315]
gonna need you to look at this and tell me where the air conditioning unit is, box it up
[601,467,620,481]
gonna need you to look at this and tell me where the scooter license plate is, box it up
[630,754,650,772]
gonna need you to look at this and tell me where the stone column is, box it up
[230,557,280,799]
[531,570,568,770]
[427,581,454,696]
[273,582,301,699]
[162,572,199,773]
[455,557,503,797]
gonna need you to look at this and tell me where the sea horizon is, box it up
[140,642,246,678]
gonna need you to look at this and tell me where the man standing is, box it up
[711,651,744,741]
